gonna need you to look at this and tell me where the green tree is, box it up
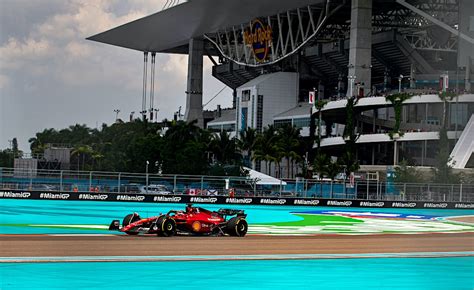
[341,96,360,174]
[253,125,282,176]
[0,149,14,167]
[210,131,241,165]
[277,125,301,178]
[29,128,59,154]
[237,127,258,168]
[385,93,413,139]
[313,152,330,179]
[432,127,460,184]
[71,145,94,171]
[159,120,210,175]
[394,159,423,183]
[430,91,460,184]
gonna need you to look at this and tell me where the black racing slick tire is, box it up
[122,213,140,235]
[156,216,177,237]
[226,217,248,237]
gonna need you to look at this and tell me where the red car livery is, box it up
[109,204,248,237]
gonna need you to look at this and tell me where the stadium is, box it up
[1,0,474,288]
[87,0,474,176]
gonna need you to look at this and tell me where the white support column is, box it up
[185,38,204,127]
[347,0,372,97]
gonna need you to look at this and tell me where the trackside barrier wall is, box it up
[1,167,473,202]
[0,190,473,209]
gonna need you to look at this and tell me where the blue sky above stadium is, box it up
[0,0,231,152]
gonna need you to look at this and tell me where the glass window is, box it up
[207,125,222,132]
[241,107,248,131]
[450,103,468,129]
[242,90,251,102]
[274,119,292,128]
[293,117,311,129]
[222,123,236,132]
[257,95,264,132]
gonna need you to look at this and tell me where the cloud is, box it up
[0,0,229,152]
[0,74,10,89]
[0,38,55,70]
[162,54,188,85]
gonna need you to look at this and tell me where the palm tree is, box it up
[165,120,201,143]
[72,145,94,171]
[28,128,58,154]
[313,153,330,179]
[91,151,104,170]
[277,125,301,178]
[253,125,282,176]
[210,131,240,165]
[326,159,343,198]
[237,127,258,168]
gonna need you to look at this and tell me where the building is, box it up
[88,0,474,175]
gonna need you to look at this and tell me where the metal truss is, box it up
[397,0,474,44]
[372,0,459,32]
[162,0,184,10]
[404,31,458,52]
[204,0,346,67]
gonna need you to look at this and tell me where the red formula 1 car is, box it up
[109,204,248,237]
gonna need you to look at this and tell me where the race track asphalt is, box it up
[1,233,473,259]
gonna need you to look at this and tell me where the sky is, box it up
[0,0,233,153]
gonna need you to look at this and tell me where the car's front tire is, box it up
[226,217,248,237]
[122,213,140,235]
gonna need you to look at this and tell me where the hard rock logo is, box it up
[244,19,272,62]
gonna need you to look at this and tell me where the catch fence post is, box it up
[173,175,177,193]
[279,180,282,197]
[200,176,204,194]
[376,180,379,200]
[304,179,308,198]
[89,171,93,191]
[253,180,257,197]
[60,170,63,191]
[459,183,463,201]
[117,173,121,193]
[366,179,369,200]
[404,183,407,201]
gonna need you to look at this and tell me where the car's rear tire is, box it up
[122,213,140,235]
[156,216,176,237]
[226,217,248,237]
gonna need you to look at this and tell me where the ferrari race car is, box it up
[109,204,248,237]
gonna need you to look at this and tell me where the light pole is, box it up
[348,75,356,98]
[145,160,149,193]
[113,109,120,122]
[398,75,403,93]
[393,135,400,166]
[8,139,13,163]
[154,108,159,122]
[140,110,147,121]
[130,111,135,122]
[398,75,411,93]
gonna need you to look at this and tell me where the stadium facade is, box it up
[88,0,474,176]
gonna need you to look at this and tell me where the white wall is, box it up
[236,72,299,132]
[260,72,299,129]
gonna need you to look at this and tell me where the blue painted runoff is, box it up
[1,257,473,290]
[1,199,473,234]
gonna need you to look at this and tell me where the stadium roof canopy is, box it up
[87,0,325,54]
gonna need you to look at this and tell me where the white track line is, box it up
[1,251,473,263]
